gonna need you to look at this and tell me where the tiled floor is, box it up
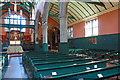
[3,57,29,79]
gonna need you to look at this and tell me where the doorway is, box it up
[48,25,60,50]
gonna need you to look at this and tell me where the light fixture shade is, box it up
[20,10,22,16]
[8,8,11,16]
[14,3,17,12]
[38,22,41,24]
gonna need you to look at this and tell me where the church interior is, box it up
[0,0,120,80]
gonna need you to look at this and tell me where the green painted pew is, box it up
[69,49,91,58]
[28,56,85,70]
[69,49,84,55]
[78,65,120,80]
[85,50,109,60]
[26,54,83,67]
[94,51,107,59]
[23,52,69,66]
[29,56,84,64]
[2,47,8,51]
[69,49,118,60]
[0,52,8,69]
[113,53,118,60]
[31,58,92,77]
[34,60,107,79]
[29,55,82,61]
[28,54,76,62]
[104,51,119,60]
[22,51,55,61]
[31,58,91,66]
[23,52,64,66]
[23,51,58,58]
[44,65,120,80]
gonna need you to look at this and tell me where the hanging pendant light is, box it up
[8,8,11,16]
[20,10,22,16]
[14,1,17,13]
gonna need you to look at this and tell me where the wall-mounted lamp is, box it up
[38,22,41,24]
[53,28,56,31]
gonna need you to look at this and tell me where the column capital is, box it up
[42,21,47,25]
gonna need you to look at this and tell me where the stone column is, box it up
[34,9,41,51]
[58,2,69,54]
[41,2,50,51]
[42,22,48,51]
[35,13,39,44]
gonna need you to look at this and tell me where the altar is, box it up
[7,46,24,53]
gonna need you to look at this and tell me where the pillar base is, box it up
[43,43,48,51]
[35,44,42,51]
[59,42,69,54]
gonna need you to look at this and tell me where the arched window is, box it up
[4,14,26,32]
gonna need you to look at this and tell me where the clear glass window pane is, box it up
[21,28,26,32]
[4,14,26,25]
[67,27,73,38]
[85,19,98,37]
[93,27,98,36]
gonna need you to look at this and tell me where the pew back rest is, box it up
[34,59,92,69]
[47,65,120,80]
[38,60,107,78]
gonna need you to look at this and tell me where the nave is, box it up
[0,0,120,80]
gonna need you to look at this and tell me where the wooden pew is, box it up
[28,56,85,70]
[69,49,84,55]
[23,51,59,66]
[34,60,107,79]
[0,52,8,69]
[25,53,84,68]
[31,58,92,77]
[105,51,119,60]
[43,65,120,80]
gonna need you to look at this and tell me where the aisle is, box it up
[3,57,29,79]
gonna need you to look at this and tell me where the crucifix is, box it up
[14,32,18,40]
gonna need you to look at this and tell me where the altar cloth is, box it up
[7,46,24,53]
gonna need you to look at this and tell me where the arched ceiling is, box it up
[48,1,119,25]
[0,1,119,25]
[0,1,34,18]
